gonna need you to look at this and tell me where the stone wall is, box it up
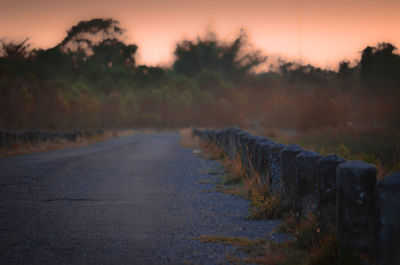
[0,130,104,149]
[193,127,400,265]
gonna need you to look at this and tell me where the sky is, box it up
[1,0,399,69]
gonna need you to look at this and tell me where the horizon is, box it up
[1,0,399,69]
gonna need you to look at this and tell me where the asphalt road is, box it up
[0,133,282,265]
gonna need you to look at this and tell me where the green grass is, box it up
[262,126,400,178]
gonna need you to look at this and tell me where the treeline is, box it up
[1,18,400,130]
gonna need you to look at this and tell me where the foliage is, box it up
[59,18,124,54]
[263,126,400,178]
[1,18,400,132]
[173,29,266,81]
[361,43,400,91]
[0,38,31,59]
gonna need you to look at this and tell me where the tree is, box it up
[0,38,31,59]
[338,60,351,80]
[360,42,400,91]
[360,43,400,125]
[173,30,266,81]
[59,18,124,55]
[92,38,137,67]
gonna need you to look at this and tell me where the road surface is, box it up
[0,133,281,264]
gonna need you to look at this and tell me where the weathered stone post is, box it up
[241,134,252,176]
[280,144,304,207]
[246,136,259,174]
[222,128,232,154]
[317,155,346,234]
[234,132,247,159]
[336,161,377,261]
[294,151,323,219]
[253,137,273,174]
[376,171,400,265]
[241,133,251,173]
[268,143,286,196]
[228,128,242,159]
[257,140,276,185]
[216,130,223,147]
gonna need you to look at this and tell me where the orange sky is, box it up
[1,0,399,69]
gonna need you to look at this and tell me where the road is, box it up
[0,133,281,265]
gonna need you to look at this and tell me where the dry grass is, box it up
[198,235,269,256]
[197,141,288,220]
[222,156,287,220]
[198,235,268,247]
[180,128,200,148]
[197,225,339,265]
[201,142,226,160]
[221,156,248,184]
[0,129,139,157]
[261,126,400,179]
[196,179,217,185]
[278,212,297,234]
[190,132,342,265]
[249,194,286,220]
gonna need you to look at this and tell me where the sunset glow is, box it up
[1,0,399,68]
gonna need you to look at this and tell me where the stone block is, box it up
[241,134,252,175]
[376,171,400,265]
[336,161,377,260]
[234,132,247,159]
[247,136,259,174]
[268,143,286,196]
[294,150,323,219]
[280,144,304,205]
[257,140,276,185]
[317,155,346,234]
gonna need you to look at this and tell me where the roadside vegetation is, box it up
[0,129,145,157]
[2,18,400,133]
[189,135,353,265]
[260,126,400,178]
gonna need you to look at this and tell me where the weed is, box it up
[279,213,297,233]
[215,183,248,198]
[249,194,286,220]
[0,130,132,157]
[197,140,340,265]
[221,156,247,183]
[309,235,338,265]
[195,179,216,184]
[262,126,400,179]
[198,236,269,256]
[198,235,267,246]
[200,142,226,160]
[293,214,321,250]
[179,128,200,148]
[199,140,289,220]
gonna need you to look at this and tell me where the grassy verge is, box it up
[197,214,345,265]
[186,134,342,265]
[182,129,381,264]
[260,126,400,179]
[0,129,138,157]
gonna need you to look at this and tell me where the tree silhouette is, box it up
[360,42,400,125]
[173,30,266,81]
[0,38,31,59]
[92,38,137,67]
[59,18,124,54]
[361,42,400,91]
